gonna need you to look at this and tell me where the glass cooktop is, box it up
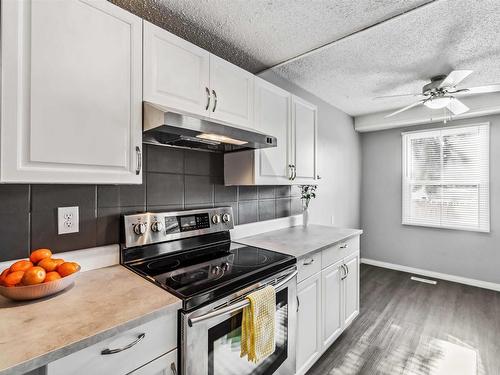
[127,241,295,311]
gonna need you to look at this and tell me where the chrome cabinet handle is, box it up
[171,362,177,375]
[345,264,349,276]
[101,333,145,355]
[135,146,142,175]
[303,258,315,266]
[296,296,300,312]
[205,87,211,110]
[341,264,348,280]
[317,175,322,180]
[212,89,217,112]
[288,164,297,180]
[339,243,348,249]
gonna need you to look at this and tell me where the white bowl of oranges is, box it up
[0,249,80,301]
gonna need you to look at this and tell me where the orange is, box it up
[52,258,65,268]
[10,260,33,273]
[21,266,46,285]
[38,258,59,272]
[44,271,62,283]
[30,248,52,263]
[57,262,80,277]
[0,268,10,286]
[4,270,24,286]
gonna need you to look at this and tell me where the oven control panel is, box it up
[123,207,234,248]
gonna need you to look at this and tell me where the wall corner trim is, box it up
[361,258,500,292]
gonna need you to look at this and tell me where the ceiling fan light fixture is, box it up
[424,96,452,109]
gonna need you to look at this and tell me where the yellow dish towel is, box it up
[240,285,276,363]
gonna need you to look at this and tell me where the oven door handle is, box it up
[187,269,298,327]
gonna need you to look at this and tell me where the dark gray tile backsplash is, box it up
[0,144,302,261]
[238,201,258,225]
[0,212,30,260]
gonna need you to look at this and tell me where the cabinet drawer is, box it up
[297,252,321,282]
[321,236,360,269]
[47,312,177,375]
[130,348,177,375]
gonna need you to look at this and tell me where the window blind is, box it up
[402,123,489,232]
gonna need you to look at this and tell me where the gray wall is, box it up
[259,71,362,228]
[361,114,500,284]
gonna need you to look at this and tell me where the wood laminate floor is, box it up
[307,264,500,375]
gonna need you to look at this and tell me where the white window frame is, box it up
[402,122,490,233]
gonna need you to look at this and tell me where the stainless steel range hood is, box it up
[143,103,277,153]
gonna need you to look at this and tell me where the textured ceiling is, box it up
[138,0,432,73]
[112,0,500,117]
[272,0,500,116]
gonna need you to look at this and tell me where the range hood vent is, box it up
[143,103,277,153]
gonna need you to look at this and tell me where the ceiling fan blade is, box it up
[439,70,473,88]
[385,100,424,118]
[373,93,424,100]
[446,98,469,115]
[453,84,500,95]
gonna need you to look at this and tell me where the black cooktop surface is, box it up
[127,241,295,311]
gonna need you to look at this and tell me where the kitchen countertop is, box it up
[0,265,181,375]
[236,224,363,260]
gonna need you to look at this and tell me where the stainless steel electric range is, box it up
[121,207,297,375]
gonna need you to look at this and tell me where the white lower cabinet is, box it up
[295,238,360,375]
[129,349,177,375]
[343,253,360,328]
[321,260,343,348]
[47,313,177,375]
[296,273,322,375]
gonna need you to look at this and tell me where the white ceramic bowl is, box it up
[0,271,79,301]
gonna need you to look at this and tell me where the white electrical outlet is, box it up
[331,215,335,225]
[58,206,79,235]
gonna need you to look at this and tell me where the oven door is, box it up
[181,267,297,375]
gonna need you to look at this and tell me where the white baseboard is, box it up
[361,258,500,292]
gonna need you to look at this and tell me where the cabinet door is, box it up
[321,261,343,348]
[253,78,291,184]
[292,96,317,183]
[296,273,322,375]
[1,0,143,184]
[143,21,210,117]
[130,349,177,375]
[343,253,360,327]
[209,54,254,128]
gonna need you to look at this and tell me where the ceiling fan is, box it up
[375,70,500,118]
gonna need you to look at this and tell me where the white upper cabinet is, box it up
[254,78,291,183]
[292,96,318,183]
[209,54,254,128]
[321,261,343,348]
[224,80,318,186]
[296,273,322,375]
[143,23,253,129]
[143,21,210,117]
[1,0,143,184]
